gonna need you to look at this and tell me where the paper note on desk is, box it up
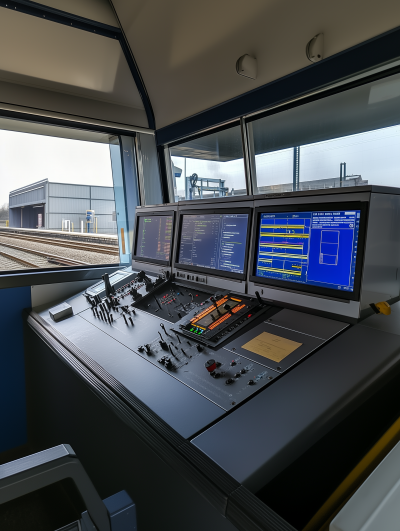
[241,332,302,363]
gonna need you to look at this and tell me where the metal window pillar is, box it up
[240,118,257,195]
[293,146,300,191]
[340,162,347,186]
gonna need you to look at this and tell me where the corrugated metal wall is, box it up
[47,182,116,234]
[9,180,116,234]
[9,184,46,208]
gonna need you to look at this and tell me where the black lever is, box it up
[255,291,265,306]
[102,274,115,298]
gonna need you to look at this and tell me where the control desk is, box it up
[26,187,400,531]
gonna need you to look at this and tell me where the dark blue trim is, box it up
[156,24,400,146]
[0,0,155,129]
[0,286,31,453]
[0,107,138,136]
[0,0,121,38]
[118,39,155,130]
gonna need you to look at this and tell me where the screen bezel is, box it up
[249,201,369,301]
[132,210,175,266]
[174,207,252,281]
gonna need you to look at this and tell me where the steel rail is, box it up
[0,250,39,268]
[0,232,119,255]
[0,242,90,266]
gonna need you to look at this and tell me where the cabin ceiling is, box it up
[112,0,400,130]
[0,0,399,132]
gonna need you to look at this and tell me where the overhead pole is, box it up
[293,147,300,191]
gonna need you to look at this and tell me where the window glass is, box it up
[0,121,130,273]
[249,71,400,193]
[169,124,247,201]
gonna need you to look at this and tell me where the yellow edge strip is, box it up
[260,233,309,238]
[260,244,304,249]
[258,266,302,276]
[302,415,400,531]
[260,252,308,259]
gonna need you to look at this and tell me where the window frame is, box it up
[0,108,154,289]
[165,120,251,203]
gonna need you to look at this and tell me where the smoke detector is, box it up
[236,54,257,79]
[306,33,324,63]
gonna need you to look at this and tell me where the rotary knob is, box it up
[205,359,217,373]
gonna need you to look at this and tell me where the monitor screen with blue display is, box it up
[254,209,361,293]
[177,212,249,277]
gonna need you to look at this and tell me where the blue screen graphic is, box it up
[255,210,361,292]
[178,213,249,274]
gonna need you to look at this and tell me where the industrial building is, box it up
[9,179,117,234]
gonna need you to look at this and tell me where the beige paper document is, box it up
[241,332,302,363]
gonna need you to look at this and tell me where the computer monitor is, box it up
[133,211,175,266]
[175,208,251,280]
[249,202,368,300]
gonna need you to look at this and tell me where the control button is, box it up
[211,372,220,379]
[248,380,255,386]
[234,373,241,378]
[230,361,236,366]
[205,359,217,373]
[225,378,234,385]
[145,344,151,355]
[240,369,246,374]
[196,344,203,352]
[216,362,222,368]
[138,346,144,352]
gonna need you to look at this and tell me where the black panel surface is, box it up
[39,314,224,439]
[192,325,400,492]
[78,307,278,411]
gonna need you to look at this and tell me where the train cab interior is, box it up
[2,2,400,531]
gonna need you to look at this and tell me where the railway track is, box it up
[0,242,89,268]
[0,231,119,255]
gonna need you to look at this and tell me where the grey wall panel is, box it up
[49,183,90,199]
[10,186,46,207]
[90,187,115,201]
[360,193,400,309]
[9,208,20,227]
[90,200,115,215]
[48,197,90,214]
[47,213,81,230]
[47,213,117,234]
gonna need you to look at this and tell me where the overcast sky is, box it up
[0,129,113,205]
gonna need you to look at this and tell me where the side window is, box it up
[0,121,134,273]
[168,124,248,201]
[248,71,400,194]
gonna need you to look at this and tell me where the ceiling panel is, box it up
[0,8,143,110]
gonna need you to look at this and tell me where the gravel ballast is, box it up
[0,235,119,268]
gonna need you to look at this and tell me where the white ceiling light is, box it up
[236,54,257,79]
[306,33,324,63]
